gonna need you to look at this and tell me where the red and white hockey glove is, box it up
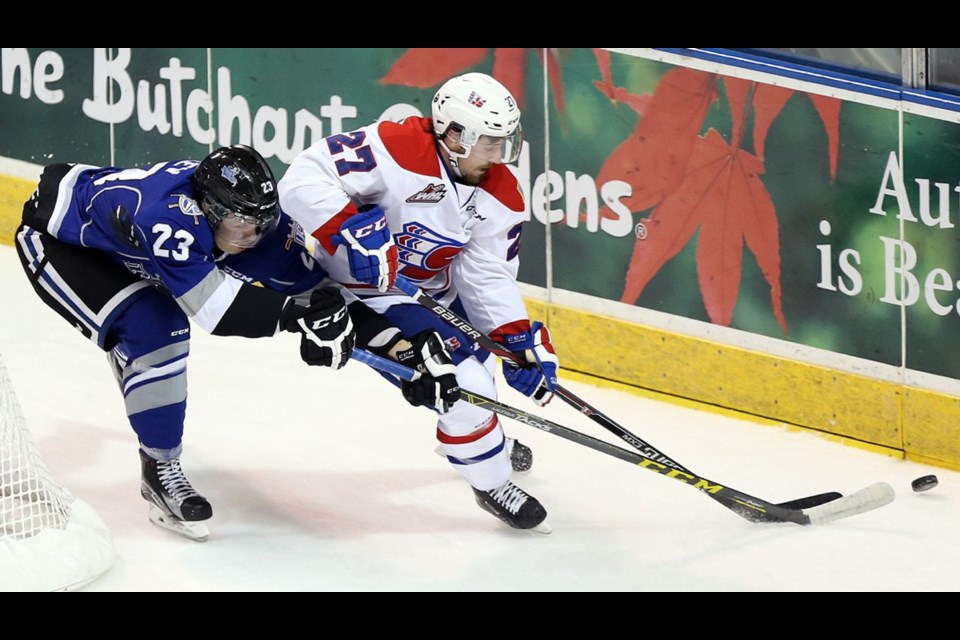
[331,206,399,292]
[492,320,559,407]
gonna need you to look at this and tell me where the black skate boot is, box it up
[139,449,212,542]
[473,480,550,533]
[507,438,533,473]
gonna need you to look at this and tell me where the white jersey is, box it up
[278,116,529,336]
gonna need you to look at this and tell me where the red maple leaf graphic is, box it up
[808,93,841,181]
[596,66,717,216]
[380,49,489,88]
[380,48,565,113]
[752,83,794,164]
[752,85,839,181]
[596,55,840,334]
[623,130,785,331]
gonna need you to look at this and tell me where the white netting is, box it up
[0,353,73,538]
[0,352,114,591]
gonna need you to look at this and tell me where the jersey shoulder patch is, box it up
[175,192,204,220]
[481,165,525,213]
[139,191,205,231]
[378,117,441,178]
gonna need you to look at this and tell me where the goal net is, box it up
[0,352,114,591]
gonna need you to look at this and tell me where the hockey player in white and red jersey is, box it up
[279,72,558,532]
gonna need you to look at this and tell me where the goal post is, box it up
[0,352,114,591]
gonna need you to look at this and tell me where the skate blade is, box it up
[531,520,552,534]
[147,504,210,542]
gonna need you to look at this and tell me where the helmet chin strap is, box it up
[439,137,468,179]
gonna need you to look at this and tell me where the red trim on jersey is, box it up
[489,320,533,345]
[312,204,359,255]
[436,415,499,444]
[480,164,525,213]
[379,117,442,178]
[379,116,524,213]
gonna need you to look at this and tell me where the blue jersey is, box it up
[42,161,327,337]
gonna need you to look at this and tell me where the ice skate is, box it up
[435,437,533,473]
[473,479,551,533]
[139,449,212,542]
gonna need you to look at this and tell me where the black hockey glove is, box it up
[394,331,461,414]
[280,286,355,370]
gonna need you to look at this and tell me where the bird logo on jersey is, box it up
[394,222,463,281]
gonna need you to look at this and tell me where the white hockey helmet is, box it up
[432,72,523,164]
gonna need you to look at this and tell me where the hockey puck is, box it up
[912,475,938,492]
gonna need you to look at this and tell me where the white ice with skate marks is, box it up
[1,245,958,591]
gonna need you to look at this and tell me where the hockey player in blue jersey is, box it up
[14,145,460,541]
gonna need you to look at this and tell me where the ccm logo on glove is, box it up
[332,206,399,293]
[280,286,356,370]
[348,216,388,239]
[491,320,559,407]
[308,306,347,331]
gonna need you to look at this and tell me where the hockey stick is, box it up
[391,275,704,472]
[352,347,895,526]
[389,276,889,520]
